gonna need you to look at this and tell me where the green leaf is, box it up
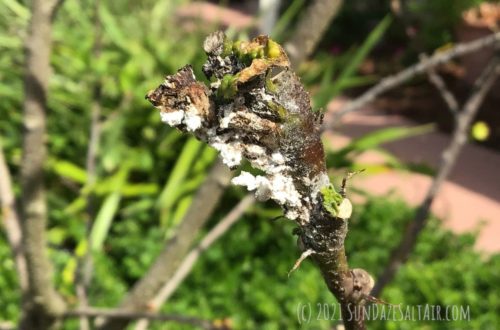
[89,191,122,252]
[271,0,305,40]
[173,195,193,223]
[0,35,22,49]
[99,4,128,50]
[61,257,77,286]
[314,15,392,108]
[49,159,87,184]
[89,168,128,252]
[157,137,203,226]
[121,183,158,197]
[336,124,435,159]
[2,0,29,21]
[332,15,392,94]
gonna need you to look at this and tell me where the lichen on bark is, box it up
[146,31,373,329]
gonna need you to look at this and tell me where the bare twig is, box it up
[19,0,67,328]
[65,307,215,329]
[0,145,28,293]
[372,56,500,297]
[76,2,103,329]
[420,54,460,115]
[288,249,315,277]
[135,194,255,330]
[285,0,344,66]
[328,31,500,125]
[97,160,232,330]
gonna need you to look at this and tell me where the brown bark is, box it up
[19,1,66,329]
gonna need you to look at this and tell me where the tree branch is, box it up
[19,0,66,329]
[328,31,500,126]
[76,2,103,329]
[134,194,255,330]
[372,56,500,297]
[138,32,373,330]
[101,7,339,328]
[420,54,460,115]
[0,144,28,293]
[285,0,344,66]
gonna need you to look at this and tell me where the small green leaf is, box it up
[89,191,121,252]
[320,185,343,217]
[49,159,87,184]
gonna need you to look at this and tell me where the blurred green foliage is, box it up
[2,195,499,329]
[0,0,499,329]
[404,0,489,49]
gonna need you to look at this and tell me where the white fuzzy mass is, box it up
[184,112,202,132]
[232,171,302,213]
[269,174,301,206]
[211,141,243,168]
[160,110,184,126]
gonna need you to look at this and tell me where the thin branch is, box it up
[134,194,255,330]
[328,31,500,125]
[0,145,28,293]
[420,54,460,115]
[65,308,215,330]
[19,0,67,328]
[372,56,500,297]
[285,0,344,66]
[156,194,254,302]
[76,2,103,329]
[288,249,315,277]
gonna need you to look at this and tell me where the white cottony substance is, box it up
[212,141,243,168]
[271,152,285,164]
[219,112,236,129]
[184,112,202,132]
[232,171,302,216]
[232,171,267,192]
[232,172,272,201]
[160,110,184,126]
[270,174,301,206]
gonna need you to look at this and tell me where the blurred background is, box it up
[0,0,499,329]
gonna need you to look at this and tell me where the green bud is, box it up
[320,184,343,218]
[266,39,281,59]
[218,74,239,99]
